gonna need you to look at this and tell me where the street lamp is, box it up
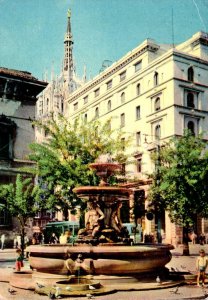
[144,134,162,243]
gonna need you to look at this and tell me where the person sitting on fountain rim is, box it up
[196,249,208,287]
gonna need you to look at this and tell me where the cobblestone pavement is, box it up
[1,244,208,300]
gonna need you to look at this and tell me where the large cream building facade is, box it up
[36,10,208,245]
[65,31,208,245]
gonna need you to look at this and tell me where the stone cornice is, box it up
[191,37,208,48]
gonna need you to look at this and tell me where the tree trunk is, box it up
[183,226,190,256]
[20,226,25,258]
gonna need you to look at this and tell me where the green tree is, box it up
[148,131,208,255]
[0,174,41,256]
[28,114,131,220]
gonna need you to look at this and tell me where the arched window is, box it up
[121,92,125,103]
[136,157,142,173]
[187,121,195,135]
[61,99,64,113]
[46,98,49,112]
[120,113,125,127]
[154,97,160,111]
[136,83,141,95]
[95,107,99,118]
[188,67,194,82]
[0,115,16,160]
[187,93,195,108]
[84,113,87,123]
[154,72,158,86]
[107,100,111,111]
[155,124,161,140]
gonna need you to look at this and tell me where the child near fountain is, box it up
[15,248,24,272]
[196,249,208,286]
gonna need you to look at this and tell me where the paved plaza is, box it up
[0,244,208,300]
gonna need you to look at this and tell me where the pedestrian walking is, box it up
[199,233,206,245]
[0,233,5,250]
[190,231,197,244]
[196,249,208,287]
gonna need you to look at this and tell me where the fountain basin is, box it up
[27,243,173,276]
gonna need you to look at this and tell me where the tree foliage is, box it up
[149,131,208,227]
[27,114,131,218]
[0,174,41,254]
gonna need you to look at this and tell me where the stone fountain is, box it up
[15,155,174,296]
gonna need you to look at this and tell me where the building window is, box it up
[120,113,125,127]
[106,80,112,90]
[154,72,158,86]
[188,67,194,82]
[84,113,87,123]
[136,105,140,120]
[155,124,161,140]
[44,128,49,137]
[0,206,11,226]
[120,71,126,81]
[136,83,141,95]
[46,98,49,112]
[107,100,111,111]
[94,88,100,97]
[121,138,125,151]
[95,107,99,118]
[61,99,64,113]
[136,132,141,146]
[136,157,142,173]
[0,115,16,160]
[154,97,160,111]
[74,102,78,111]
[83,95,88,104]
[121,92,125,103]
[134,61,142,72]
[39,108,43,116]
[187,121,195,135]
[187,92,195,108]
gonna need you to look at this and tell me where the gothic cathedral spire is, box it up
[63,9,74,91]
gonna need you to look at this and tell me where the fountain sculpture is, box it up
[23,155,174,294]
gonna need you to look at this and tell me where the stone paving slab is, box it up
[0,281,207,300]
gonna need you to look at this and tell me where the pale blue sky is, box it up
[1,0,208,80]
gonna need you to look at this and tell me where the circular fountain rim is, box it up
[89,162,121,170]
[73,185,130,199]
